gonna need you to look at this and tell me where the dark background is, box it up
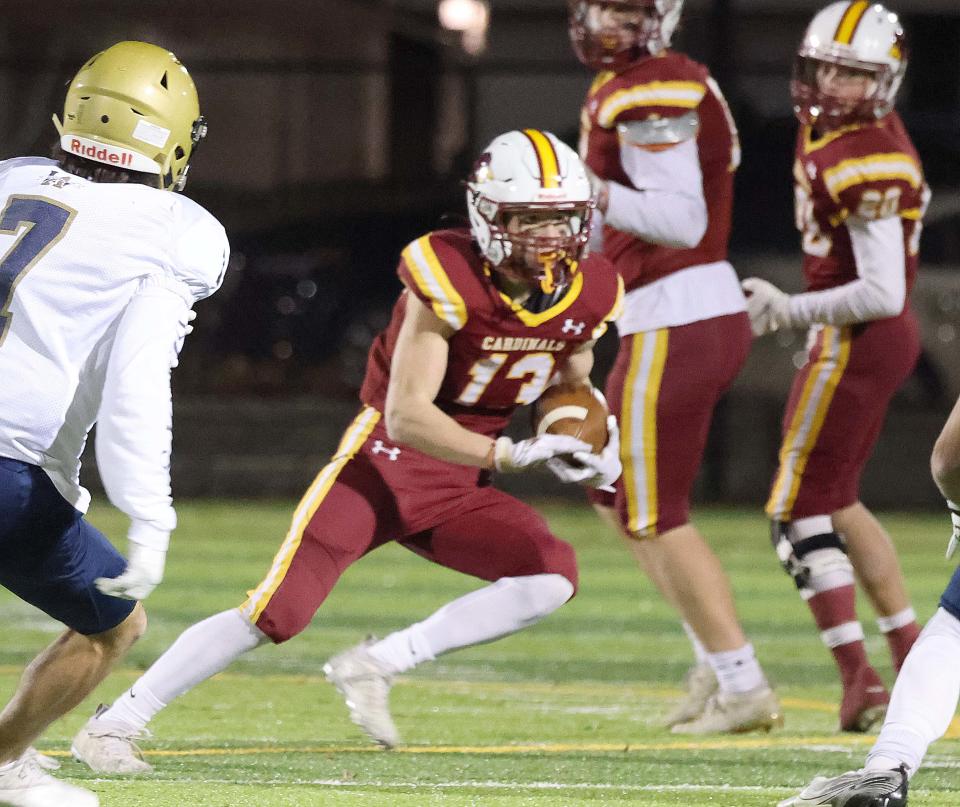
[1,0,958,505]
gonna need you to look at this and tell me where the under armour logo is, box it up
[371,440,401,461]
[562,319,586,335]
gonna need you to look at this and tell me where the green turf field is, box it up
[1,500,958,805]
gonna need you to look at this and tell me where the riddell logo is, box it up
[69,139,133,167]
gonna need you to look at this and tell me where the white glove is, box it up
[947,500,960,560]
[741,277,792,336]
[547,416,622,490]
[95,542,167,601]
[494,433,593,473]
[584,165,610,214]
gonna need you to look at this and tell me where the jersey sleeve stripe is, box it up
[591,274,625,340]
[522,129,560,189]
[240,406,381,623]
[822,153,922,201]
[598,81,707,128]
[834,1,870,45]
[402,235,468,330]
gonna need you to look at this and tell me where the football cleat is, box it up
[840,666,889,732]
[71,704,153,774]
[23,748,59,771]
[0,750,99,806]
[324,639,400,749]
[663,662,718,728]
[777,766,908,806]
[670,685,783,734]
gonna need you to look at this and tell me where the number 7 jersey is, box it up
[0,157,227,508]
[360,228,624,438]
[794,112,927,294]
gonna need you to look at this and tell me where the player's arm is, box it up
[93,275,196,600]
[742,214,906,334]
[386,292,592,472]
[592,112,707,249]
[385,291,499,467]
[933,394,960,502]
[555,340,595,386]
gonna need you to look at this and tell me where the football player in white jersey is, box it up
[0,41,227,807]
[777,397,960,806]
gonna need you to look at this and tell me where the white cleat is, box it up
[670,685,783,735]
[323,639,400,749]
[777,766,908,806]
[21,750,58,773]
[0,750,98,807]
[71,705,153,774]
[663,663,718,728]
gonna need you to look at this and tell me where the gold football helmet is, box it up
[53,41,206,191]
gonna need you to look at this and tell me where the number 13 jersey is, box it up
[360,228,623,438]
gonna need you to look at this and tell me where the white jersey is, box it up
[0,157,227,536]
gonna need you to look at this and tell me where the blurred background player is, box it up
[741,1,925,733]
[775,371,960,807]
[568,0,780,733]
[0,41,225,807]
[70,129,625,768]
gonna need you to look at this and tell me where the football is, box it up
[532,382,608,453]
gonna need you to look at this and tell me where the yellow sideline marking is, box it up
[40,735,880,760]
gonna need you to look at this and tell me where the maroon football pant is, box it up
[241,407,578,643]
[589,312,752,537]
[766,311,920,521]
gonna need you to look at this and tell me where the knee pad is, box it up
[771,521,852,592]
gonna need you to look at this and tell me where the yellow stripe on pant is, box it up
[241,406,381,622]
[766,327,852,521]
[621,330,669,537]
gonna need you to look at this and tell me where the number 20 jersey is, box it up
[794,112,927,294]
[0,157,227,507]
[360,228,624,438]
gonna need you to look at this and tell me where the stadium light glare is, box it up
[438,0,486,31]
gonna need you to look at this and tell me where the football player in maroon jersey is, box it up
[570,0,781,733]
[69,130,625,769]
[741,1,925,733]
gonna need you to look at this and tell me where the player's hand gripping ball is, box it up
[532,382,609,453]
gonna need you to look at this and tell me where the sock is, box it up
[808,588,869,687]
[866,608,960,776]
[682,621,709,665]
[877,608,921,672]
[369,574,573,674]
[706,643,766,695]
[96,609,269,732]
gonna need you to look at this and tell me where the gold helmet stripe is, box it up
[522,129,560,189]
[834,1,870,45]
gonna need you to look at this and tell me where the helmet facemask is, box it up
[470,195,593,296]
[568,0,683,72]
[792,50,905,129]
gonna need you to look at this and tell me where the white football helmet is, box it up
[569,0,684,72]
[466,129,593,296]
[792,1,907,128]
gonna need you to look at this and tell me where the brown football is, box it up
[532,382,608,453]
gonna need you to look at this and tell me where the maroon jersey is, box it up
[579,51,740,291]
[360,228,623,438]
[794,112,927,295]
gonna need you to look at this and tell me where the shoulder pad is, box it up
[617,110,699,148]
[171,199,230,301]
[398,233,470,331]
